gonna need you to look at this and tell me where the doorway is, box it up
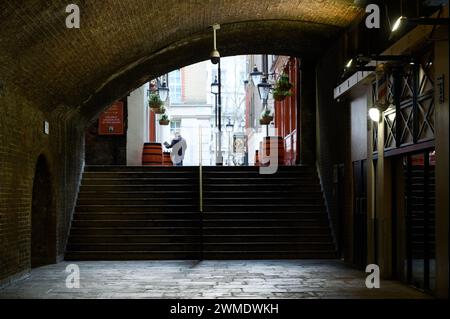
[402,149,436,293]
[31,155,55,268]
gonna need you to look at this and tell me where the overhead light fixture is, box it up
[345,59,354,69]
[250,65,263,87]
[392,16,406,32]
[368,107,381,122]
[391,16,449,33]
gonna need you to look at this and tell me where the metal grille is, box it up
[381,49,434,151]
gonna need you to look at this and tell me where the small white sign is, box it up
[43,121,49,135]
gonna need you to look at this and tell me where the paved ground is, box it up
[0,260,429,299]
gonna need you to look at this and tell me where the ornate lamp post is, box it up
[257,76,273,137]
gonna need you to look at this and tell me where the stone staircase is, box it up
[65,166,201,260]
[65,165,336,260]
[202,166,336,259]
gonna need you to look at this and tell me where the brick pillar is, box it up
[299,59,316,165]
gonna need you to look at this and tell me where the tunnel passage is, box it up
[0,0,364,282]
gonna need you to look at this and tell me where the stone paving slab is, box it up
[0,260,430,299]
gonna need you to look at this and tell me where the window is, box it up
[169,70,182,103]
[170,119,181,134]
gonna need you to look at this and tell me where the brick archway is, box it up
[31,155,56,268]
[0,1,363,124]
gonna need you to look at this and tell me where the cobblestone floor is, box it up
[0,260,429,299]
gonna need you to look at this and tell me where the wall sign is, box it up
[43,120,50,135]
[98,101,124,135]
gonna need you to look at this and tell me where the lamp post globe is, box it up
[257,76,272,101]
[250,65,263,87]
[158,81,169,102]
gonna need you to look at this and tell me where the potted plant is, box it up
[149,93,163,113]
[159,114,170,125]
[259,109,273,125]
[272,73,293,102]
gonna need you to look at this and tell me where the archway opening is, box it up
[31,155,56,268]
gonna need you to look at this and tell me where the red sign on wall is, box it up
[98,101,124,135]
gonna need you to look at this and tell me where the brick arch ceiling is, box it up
[0,0,363,123]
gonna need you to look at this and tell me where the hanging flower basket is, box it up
[159,114,170,125]
[259,109,273,125]
[272,73,293,102]
[259,116,273,125]
[153,106,165,114]
[149,93,163,112]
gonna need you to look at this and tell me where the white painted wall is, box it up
[126,84,149,166]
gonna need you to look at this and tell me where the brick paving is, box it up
[0,260,429,299]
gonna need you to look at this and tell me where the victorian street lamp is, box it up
[257,76,272,137]
[157,80,170,102]
[250,65,263,87]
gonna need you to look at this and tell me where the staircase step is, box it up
[68,235,201,244]
[203,197,323,204]
[66,243,201,251]
[75,205,197,212]
[77,198,195,205]
[204,204,325,212]
[80,185,195,192]
[202,251,337,259]
[72,219,200,228]
[65,251,201,260]
[202,226,331,235]
[82,178,195,185]
[78,191,195,199]
[203,243,336,252]
[73,212,201,220]
[69,227,201,236]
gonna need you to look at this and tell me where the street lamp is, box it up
[157,81,169,102]
[211,76,219,95]
[257,76,272,101]
[250,65,263,87]
[226,118,234,132]
[257,76,273,137]
[210,24,223,165]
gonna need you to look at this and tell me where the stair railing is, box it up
[199,126,203,213]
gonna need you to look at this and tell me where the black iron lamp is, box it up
[211,76,219,95]
[250,65,263,87]
[257,76,272,102]
[157,81,169,102]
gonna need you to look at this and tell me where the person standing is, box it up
[164,132,187,166]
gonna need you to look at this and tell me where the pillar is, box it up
[126,84,149,166]
[299,59,316,165]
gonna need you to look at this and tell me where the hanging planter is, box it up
[154,106,166,115]
[149,93,164,113]
[159,114,170,125]
[259,109,273,125]
[272,73,293,102]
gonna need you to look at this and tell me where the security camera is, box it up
[210,49,220,65]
